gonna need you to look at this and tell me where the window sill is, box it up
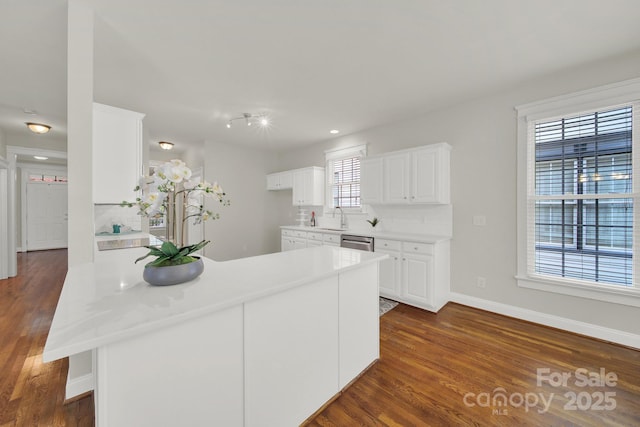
[516,274,640,308]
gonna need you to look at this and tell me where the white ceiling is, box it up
[2,0,640,152]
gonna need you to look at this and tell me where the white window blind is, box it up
[528,104,639,287]
[331,156,361,208]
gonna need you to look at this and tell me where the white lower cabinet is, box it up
[281,229,308,251]
[281,228,341,250]
[376,239,449,312]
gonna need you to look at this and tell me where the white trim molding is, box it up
[0,158,8,280]
[65,372,94,400]
[449,292,640,350]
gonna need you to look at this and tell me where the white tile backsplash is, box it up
[94,205,142,234]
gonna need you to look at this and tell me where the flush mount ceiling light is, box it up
[158,141,174,150]
[33,155,49,160]
[226,113,270,129]
[26,122,51,134]
[330,129,340,134]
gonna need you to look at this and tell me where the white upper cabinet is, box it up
[292,167,325,206]
[363,143,450,205]
[360,157,383,205]
[93,103,145,204]
[266,171,293,190]
[267,167,324,206]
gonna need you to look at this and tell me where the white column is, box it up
[66,0,95,400]
[67,0,94,267]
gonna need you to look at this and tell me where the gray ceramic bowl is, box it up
[143,258,204,286]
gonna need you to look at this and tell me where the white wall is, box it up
[4,131,67,153]
[0,127,6,158]
[275,48,640,337]
[203,140,280,260]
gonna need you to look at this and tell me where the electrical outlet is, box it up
[473,215,487,226]
[476,277,487,288]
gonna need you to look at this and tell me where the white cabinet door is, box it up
[412,147,439,203]
[279,171,293,189]
[291,237,307,250]
[377,248,401,297]
[292,169,307,205]
[281,237,293,251]
[93,103,145,204]
[293,167,324,206]
[383,153,410,204]
[267,171,294,190]
[360,157,383,205]
[244,277,339,427]
[266,173,280,190]
[402,252,434,306]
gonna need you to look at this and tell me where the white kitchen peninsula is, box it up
[43,244,386,427]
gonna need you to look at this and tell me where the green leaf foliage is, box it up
[135,240,211,267]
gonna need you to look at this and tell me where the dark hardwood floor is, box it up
[308,303,640,426]
[1,249,639,426]
[0,249,93,427]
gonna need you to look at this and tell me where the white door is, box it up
[26,182,68,250]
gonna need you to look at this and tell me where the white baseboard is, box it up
[66,372,94,400]
[448,292,640,350]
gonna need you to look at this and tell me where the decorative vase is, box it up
[143,257,204,286]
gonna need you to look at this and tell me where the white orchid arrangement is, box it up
[122,159,230,252]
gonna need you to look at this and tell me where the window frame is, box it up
[516,78,640,307]
[324,144,367,212]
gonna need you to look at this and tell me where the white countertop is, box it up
[43,244,386,362]
[280,225,451,244]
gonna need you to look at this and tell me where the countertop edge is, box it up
[43,250,388,362]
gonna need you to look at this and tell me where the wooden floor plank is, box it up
[0,250,93,426]
[308,303,640,426]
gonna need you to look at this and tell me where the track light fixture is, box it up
[226,113,270,129]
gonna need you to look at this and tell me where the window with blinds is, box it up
[530,105,636,286]
[331,156,361,208]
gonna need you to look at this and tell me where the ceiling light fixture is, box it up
[226,113,270,129]
[26,122,51,134]
[158,141,174,150]
[330,129,340,134]
[33,155,49,160]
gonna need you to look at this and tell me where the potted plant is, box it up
[122,159,230,285]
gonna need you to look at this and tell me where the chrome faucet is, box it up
[333,206,347,229]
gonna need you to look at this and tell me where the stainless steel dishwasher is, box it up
[340,234,374,252]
